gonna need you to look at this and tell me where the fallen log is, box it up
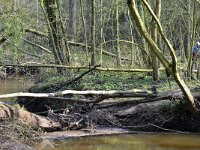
[0,34,42,58]
[2,64,165,73]
[24,28,130,61]
[23,39,52,54]
[0,89,153,99]
[0,103,61,131]
[25,28,48,38]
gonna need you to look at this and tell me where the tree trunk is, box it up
[80,0,89,63]
[91,0,96,66]
[151,0,161,81]
[115,0,121,67]
[127,0,196,113]
[68,0,77,40]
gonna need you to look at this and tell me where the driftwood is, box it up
[0,103,61,131]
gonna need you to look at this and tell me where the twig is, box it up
[121,124,189,133]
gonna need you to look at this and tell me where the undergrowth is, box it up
[30,69,200,94]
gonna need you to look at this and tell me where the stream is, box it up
[1,79,200,150]
[38,133,200,150]
[0,78,34,102]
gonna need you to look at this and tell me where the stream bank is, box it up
[1,72,200,150]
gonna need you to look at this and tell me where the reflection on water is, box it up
[0,79,33,101]
[38,134,200,150]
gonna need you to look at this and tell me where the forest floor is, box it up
[2,70,200,149]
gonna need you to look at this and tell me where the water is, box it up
[0,79,33,102]
[37,133,200,150]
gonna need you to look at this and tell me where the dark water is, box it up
[36,134,200,150]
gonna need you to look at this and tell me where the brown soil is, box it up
[0,120,41,150]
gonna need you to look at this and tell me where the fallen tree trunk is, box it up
[0,103,61,131]
[2,64,165,73]
[24,28,130,61]
[0,89,153,99]
[23,39,52,54]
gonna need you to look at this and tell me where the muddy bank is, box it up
[0,120,41,150]
[42,128,130,140]
[0,136,33,150]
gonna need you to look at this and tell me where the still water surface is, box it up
[0,79,33,101]
[46,134,200,150]
[1,79,200,150]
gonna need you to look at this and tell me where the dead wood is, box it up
[29,65,100,92]
[2,63,165,73]
[0,34,42,58]
[0,89,153,100]
[24,28,130,61]
[0,103,61,131]
[25,28,49,38]
[23,39,52,53]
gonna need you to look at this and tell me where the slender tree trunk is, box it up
[116,0,121,67]
[136,0,149,67]
[100,0,103,65]
[191,0,198,78]
[128,10,136,66]
[91,0,96,65]
[56,0,71,66]
[80,0,89,63]
[151,0,161,81]
[186,0,192,78]
[68,0,77,41]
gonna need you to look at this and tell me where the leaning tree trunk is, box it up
[127,0,196,113]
